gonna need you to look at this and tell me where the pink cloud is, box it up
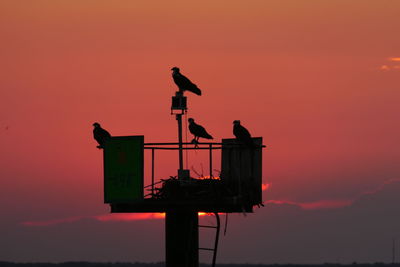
[21,216,83,226]
[21,213,165,227]
[379,58,400,71]
[22,179,400,226]
[95,213,165,222]
[298,199,353,210]
[380,65,390,71]
[361,178,400,195]
[266,178,400,210]
[265,199,352,210]
[20,212,212,227]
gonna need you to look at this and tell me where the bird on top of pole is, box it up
[188,118,213,146]
[171,67,202,96]
[92,122,111,149]
[233,120,255,148]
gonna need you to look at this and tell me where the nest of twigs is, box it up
[152,176,234,201]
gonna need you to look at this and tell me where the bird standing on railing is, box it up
[233,120,254,147]
[171,67,202,96]
[93,122,111,149]
[188,118,213,146]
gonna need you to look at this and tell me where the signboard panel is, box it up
[221,137,263,206]
[104,136,144,203]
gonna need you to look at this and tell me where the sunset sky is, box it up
[1,0,400,264]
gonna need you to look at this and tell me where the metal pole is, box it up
[209,144,213,178]
[151,148,155,196]
[166,211,198,267]
[167,94,199,267]
[176,113,184,171]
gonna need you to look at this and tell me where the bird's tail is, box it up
[205,134,213,139]
[188,86,202,96]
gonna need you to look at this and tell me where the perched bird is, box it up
[233,120,254,147]
[93,122,111,149]
[188,118,213,145]
[171,67,202,96]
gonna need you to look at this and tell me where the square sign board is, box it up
[104,136,144,203]
[221,137,263,206]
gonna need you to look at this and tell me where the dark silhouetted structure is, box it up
[188,118,213,145]
[93,122,111,149]
[233,120,254,147]
[99,69,265,267]
[171,67,202,96]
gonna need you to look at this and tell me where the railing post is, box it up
[209,144,213,178]
[151,148,155,196]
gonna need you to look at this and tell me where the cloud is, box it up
[21,183,272,227]
[21,179,400,226]
[21,216,83,226]
[298,199,353,210]
[379,57,400,71]
[380,65,400,71]
[11,179,400,263]
[266,178,400,210]
[95,213,165,222]
[361,178,400,195]
[380,65,390,71]
[265,199,352,210]
[220,179,400,264]
[20,212,211,227]
[21,213,165,227]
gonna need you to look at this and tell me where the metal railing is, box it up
[143,142,223,198]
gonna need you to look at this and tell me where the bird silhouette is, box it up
[171,67,202,96]
[188,118,213,146]
[93,122,111,149]
[233,120,254,147]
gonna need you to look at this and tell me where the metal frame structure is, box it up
[144,142,222,197]
[103,91,265,267]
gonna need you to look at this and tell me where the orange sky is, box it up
[0,0,400,263]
